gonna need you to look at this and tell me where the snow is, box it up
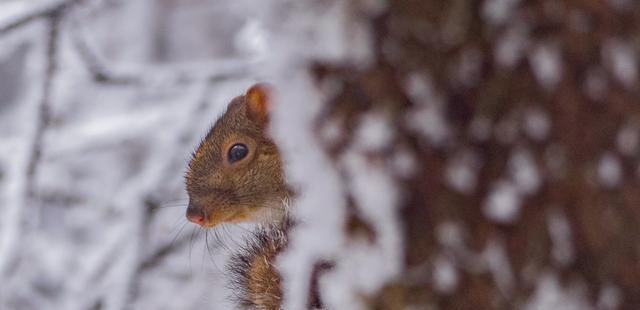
[257,1,409,307]
[404,73,450,147]
[484,148,541,223]
[482,0,521,26]
[509,148,541,195]
[523,107,551,142]
[445,149,480,194]
[603,39,638,88]
[2,0,631,309]
[483,239,514,297]
[524,273,592,310]
[0,1,263,308]
[273,73,348,310]
[390,146,417,179]
[529,43,563,90]
[495,23,529,67]
[432,254,458,294]
[597,283,622,310]
[354,111,394,152]
[234,20,269,59]
[0,0,69,28]
[616,122,639,156]
[547,209,574,266]
[407,104,450,147]
[483,180,522,224]
[597,152,623,189]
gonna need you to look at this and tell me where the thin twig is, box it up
[67,13,254,86]
[138,232,192,273]
[0,0,83,35]
[25,12,61,199]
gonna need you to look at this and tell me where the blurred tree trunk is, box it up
[311,1,640,308]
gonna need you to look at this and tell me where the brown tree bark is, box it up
[310,1,640,308]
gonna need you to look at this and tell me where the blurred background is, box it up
[0,1,268,309]
[2,1,640,310]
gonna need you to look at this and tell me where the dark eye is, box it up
[228,143,249,163]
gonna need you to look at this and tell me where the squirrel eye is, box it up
[228,143,249,163]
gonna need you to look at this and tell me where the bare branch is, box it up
[25,12,60,199]
[0,0,83,35]
[67,15,255,87]
[138,233,192,273]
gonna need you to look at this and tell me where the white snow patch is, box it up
[616,122,639,156]
[495,23,529,67]
[445,149,480,194]
[509,148,541,195]
[523,107,551,141]
[529,43,563,90]
[482,0,521,26]
[597,152,622,189]
[547,209,574,266]
[262,1,384,308]
[354,111,394,152]
[234,20,269,59]
[318,118,344,146]
[483,180,522,224]
[597,283,622,310]
[404,73,450,147]
[483,239,514,296]
[407,104,450,147]
[603,39,638,88]
[432,254,458,294]
[319,144,403,309]
[390,147,417,179]
[273,75,348,310]
[525,273,592,310]
[405,73,438,104]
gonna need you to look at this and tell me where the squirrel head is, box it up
[185,84,288,227]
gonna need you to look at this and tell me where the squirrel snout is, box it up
[186,202,206,226]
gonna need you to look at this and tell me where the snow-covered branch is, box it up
[0,0,82,35]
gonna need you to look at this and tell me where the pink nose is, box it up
[186,203,206,226]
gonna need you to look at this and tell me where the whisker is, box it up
[205,230,222,272]
[213,227,230,252]
[153,204,186,209]
[170,220,189,248]
[221,224,245,249]
[188,226,197,273]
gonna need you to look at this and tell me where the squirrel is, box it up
[184,84,291,310]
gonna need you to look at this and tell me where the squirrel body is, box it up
[185,84,289,309]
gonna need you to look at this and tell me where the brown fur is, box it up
[185,84,289,227]
[228,220,289,310]
[185,84,291,309]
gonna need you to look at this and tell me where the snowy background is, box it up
[0,1,277,309]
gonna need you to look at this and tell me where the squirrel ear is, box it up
[245,83,271,124]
